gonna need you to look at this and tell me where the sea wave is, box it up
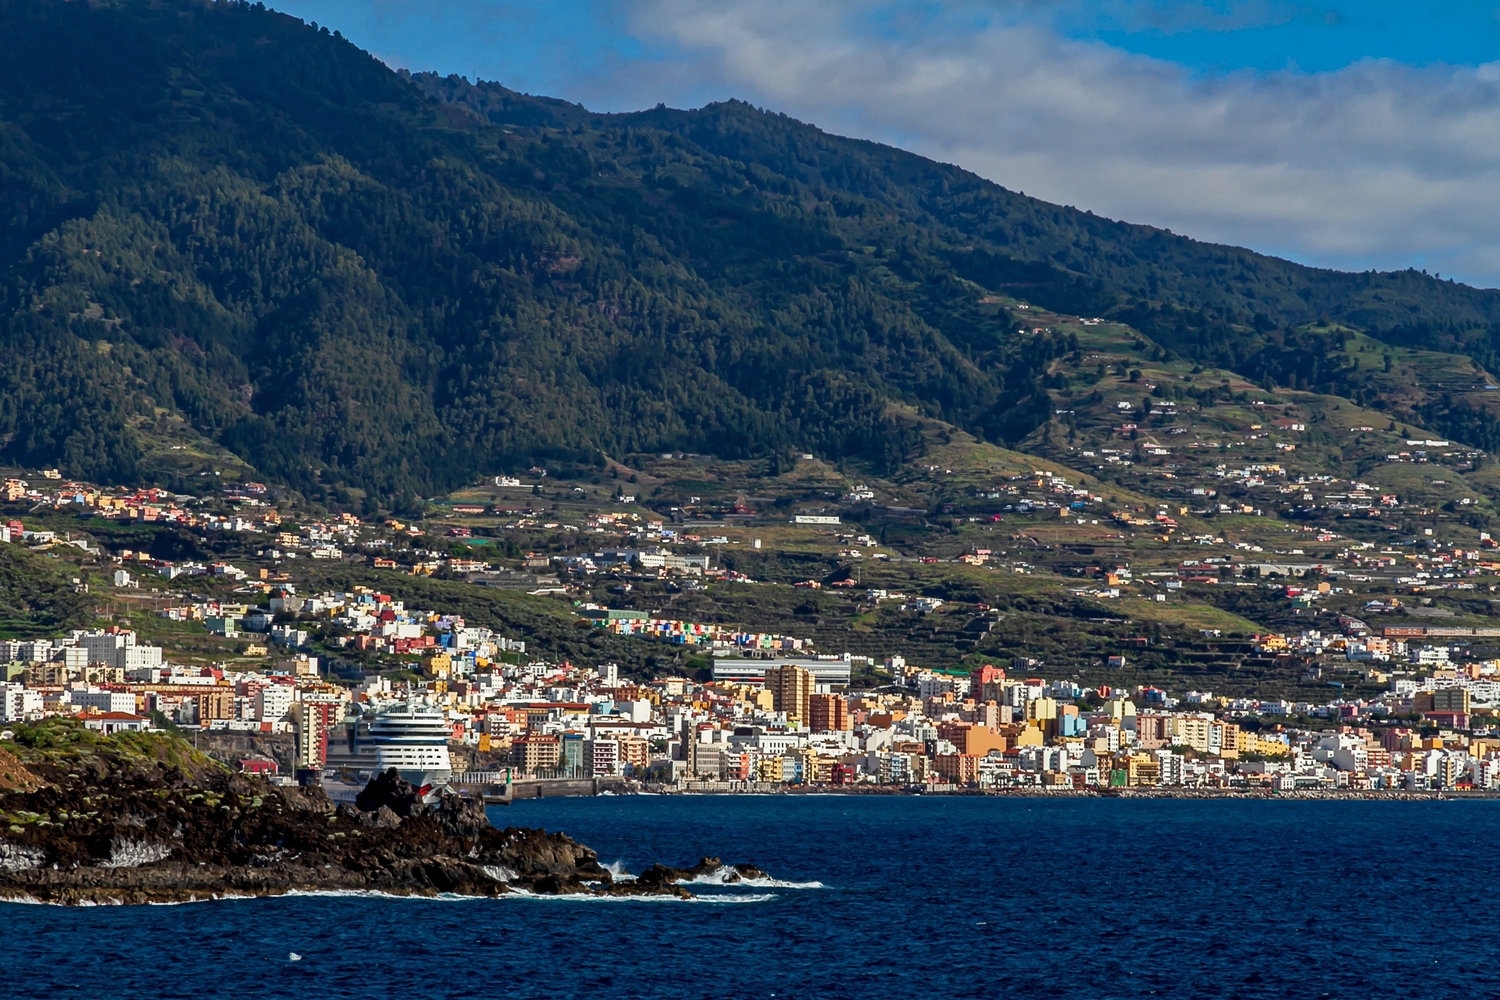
[680,866,825,889]
[1,881,791,908]
[280,889,489,902]
[506,887,778,904]
[2,892,267,907]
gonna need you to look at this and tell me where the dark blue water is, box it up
[7,796,1496,999]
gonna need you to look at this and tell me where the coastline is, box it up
[0,724,765,906]
[0,884,772,907]
[525,780,1500,802]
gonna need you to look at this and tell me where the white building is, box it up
[619,699,652,724]
[73,631,164,672]
[69,688,136,715]
[80,712,150,735]
[915,672,948,699]
[122,646,164,672]
[1410,646,1451,666]
[255,684,295,724]
[587,738,621,777]
[54,646,88,675]
[0,683,43,722]
[0,639,52,663]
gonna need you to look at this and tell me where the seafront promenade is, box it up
[476,775,1500,802]
[453,772,635,803]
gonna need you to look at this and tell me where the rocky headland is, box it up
[0,721,760,905]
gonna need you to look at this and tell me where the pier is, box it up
[450,772,634,804]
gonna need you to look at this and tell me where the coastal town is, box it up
[15,8,1500,998]
[6,464,1500,796]
[7,291,1500,806]
[3,616,1497,794]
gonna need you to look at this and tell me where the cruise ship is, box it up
[370,702,454,797]
[322,702,453,804]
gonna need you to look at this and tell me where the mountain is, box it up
[3,0,1500,506]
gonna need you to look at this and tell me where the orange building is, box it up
[933,754,980,785]
[511,733,561,772]
[1135,712,1170,750]
[808,694,851,732]
[765,664,815,724]
[969,663,1007,702]
[619,737,651,771]
[939,721,1010,756]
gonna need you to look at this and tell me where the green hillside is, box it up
[2,0,1500,507]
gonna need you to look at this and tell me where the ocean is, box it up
[6,795,1495,999]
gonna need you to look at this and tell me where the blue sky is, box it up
[276,2,1500,83]
[274,2,1500,286]
[1064,2,1500,73]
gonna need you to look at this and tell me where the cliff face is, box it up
[0,724,710,905]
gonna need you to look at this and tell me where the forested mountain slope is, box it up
[2,0,1498,506]
[429,75,1500,348]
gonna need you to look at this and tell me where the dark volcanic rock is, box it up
[0,725,770,905]
[633,856,741,889]
[354,767,421,816]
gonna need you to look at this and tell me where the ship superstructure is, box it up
[369,702,453,796]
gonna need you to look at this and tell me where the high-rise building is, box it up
[561,732,587,775]
[689,738,723,778]
[586,738,620,777]
[0,639,51,663]
[294,701,335,769]
[513,733,562,772]
[1433,687,1471,713]
[255,684,295,724]
[808,693,850,732]
[0,682,43,722]
[970,663,1007,703]
[764,664,814,725]
[79,630,133,666]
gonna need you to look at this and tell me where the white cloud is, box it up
[566,0,1500,287]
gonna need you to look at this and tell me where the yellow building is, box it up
[1255,634,1289,652]
[742,688,775,712]
[756,756,784,783]
[514,734,561,772]
[1026,697,1058,722]
[1469,738,1500,759]
[619,737,651,772]
[1170,714,1213,754]
[1007,723,1044,748]
[790,747,835,784]
[765,664,815,725]
[422,652,453,678]
[1212,721,1242,760]
[1243,733,1290,756]
[1124,753,1160,786]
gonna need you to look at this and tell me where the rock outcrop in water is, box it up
[0,722,746,905]
[633,857,770,889]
